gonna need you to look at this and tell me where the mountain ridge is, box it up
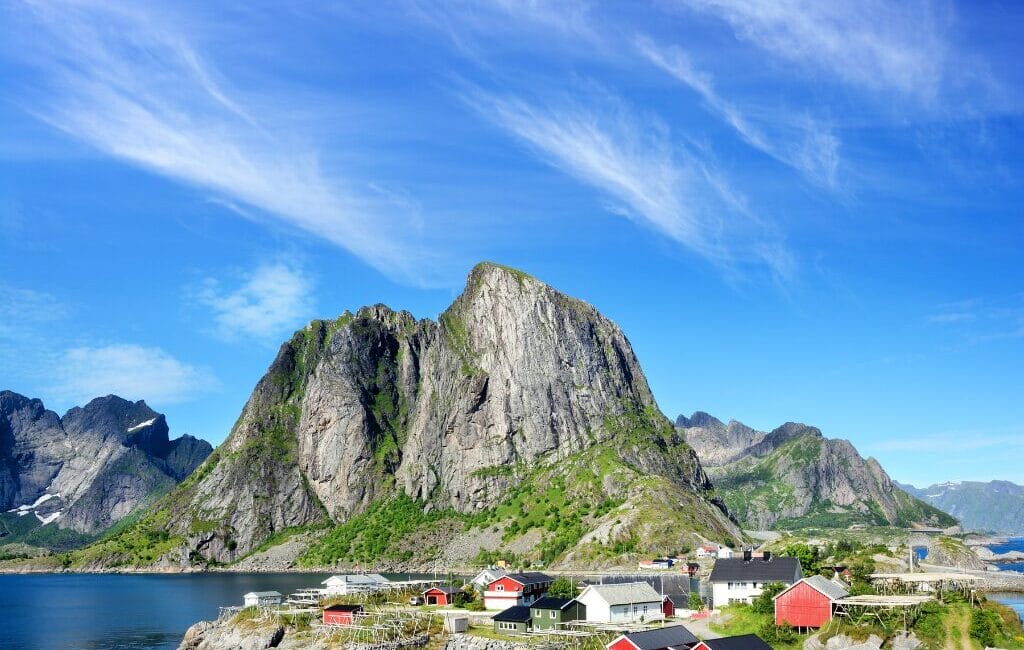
[74,262,741,569]
[898,480,1024,535]
[675,411,956,530]
[0,391,212,549]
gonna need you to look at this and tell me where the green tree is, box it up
[783,543,821,574]
[969,608,1003,648]
[751,582,786,614]
[548,576,579,599]
[688,592,704,611]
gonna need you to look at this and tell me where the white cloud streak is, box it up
[0,285,68,340]
[50,344,218,406]
[194,263,314,342]
[673,0,952,104]
[8,1,440,285]
[463,87,793,277]
[636,36,840,187]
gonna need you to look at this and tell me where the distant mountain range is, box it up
[0,391,212,550]
[676,412,956,530]
[898,480,1024,535]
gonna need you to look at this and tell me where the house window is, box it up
[550,611,557,619]
[496,585,504,591]
[533,610,540,617]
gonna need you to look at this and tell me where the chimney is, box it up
[743,549,752,562]
[762,551,772,562]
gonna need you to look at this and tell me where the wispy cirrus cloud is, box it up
[193,262,315,342]
[636,36,840,187]
[463,86,793,278]
[926,295,1024,341]
[6,1,445,286]
[0,284,68,340]
[670,0,981,108]
[50,344,218,406]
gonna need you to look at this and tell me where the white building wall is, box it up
[711,581,766,607]
[577,590,611,622]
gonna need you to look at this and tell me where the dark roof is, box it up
[708,557,802,584]
[701,634,773,650]
[324,604,363,612]
[531,597,574,610]
[620,625,699,650]
[663,593,690,605]
[506,572,553,586]
[493,605,532,622]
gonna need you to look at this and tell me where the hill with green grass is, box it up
[677,413,956,530]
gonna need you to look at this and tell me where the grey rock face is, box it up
[156,262,736,564]
[677,412,955,529]
[899,480,1024,535]
[0,390,212,542]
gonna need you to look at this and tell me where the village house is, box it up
[685,562,700,576]
[323,604,363,626]
[696,545,718,559]
[530,597,586,630]
[690,634,773,650]
[423,585,459,606]
[708,552,802,607]
[774,575,850,630]
[661,592,690,618]
[606,624,699,650]
[321,573,390,595]
[243,591,283,607]
[471,567,507,593]
[717,546,734,559]
[492,605,532,634]
[483,572,553,610]
[576,582,665,624]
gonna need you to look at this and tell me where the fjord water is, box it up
[0,572,338,650]
[990,537,1024,573]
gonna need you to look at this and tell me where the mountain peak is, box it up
[677,411,724,428]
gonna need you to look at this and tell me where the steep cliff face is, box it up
[0,391,212,546]
[90,263,739,567]
[677,412,955,530]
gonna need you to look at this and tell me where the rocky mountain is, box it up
[80,262,740,569]
[898,480,1024,535]
[676,412,956,530]
[0,391,212,549]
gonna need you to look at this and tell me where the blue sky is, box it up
[1,1,1022,486]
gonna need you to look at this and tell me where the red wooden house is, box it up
[423,585,459,606]
[323,604,363,626]
[483,572,553,610]
[774,575,849,630]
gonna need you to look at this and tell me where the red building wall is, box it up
[775,582,833,628]
[662,598,674,618]
[608,637,639,650]
[489,576,525,593]
[424,588,451,606]
[323,609,357,625]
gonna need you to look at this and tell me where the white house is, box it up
[471,566,508,592]
[576,582,665,624]
[243,591,283,607]
[322,574,391,595]
[696,545,718,559]
[708,553,802,607]
[716,547,734,559]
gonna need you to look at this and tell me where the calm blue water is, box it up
[991,593,1024,625]
[989,537,1024,573]
[0,572,370,650]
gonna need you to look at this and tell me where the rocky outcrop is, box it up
[677,412,956,530]
[179,619,285,650]
[0,391,212,546]
[105,262,739,566]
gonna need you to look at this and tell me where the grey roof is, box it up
[701,634,772,650]
[619,625,699,650]
[507,572,553,586]
[708,557,802,584]
[493,605,532,622]
[244,591,282,597]
[784,575,849,601]
[531,597,575,610]
[663,593,690,605]
[586,581,663,605]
